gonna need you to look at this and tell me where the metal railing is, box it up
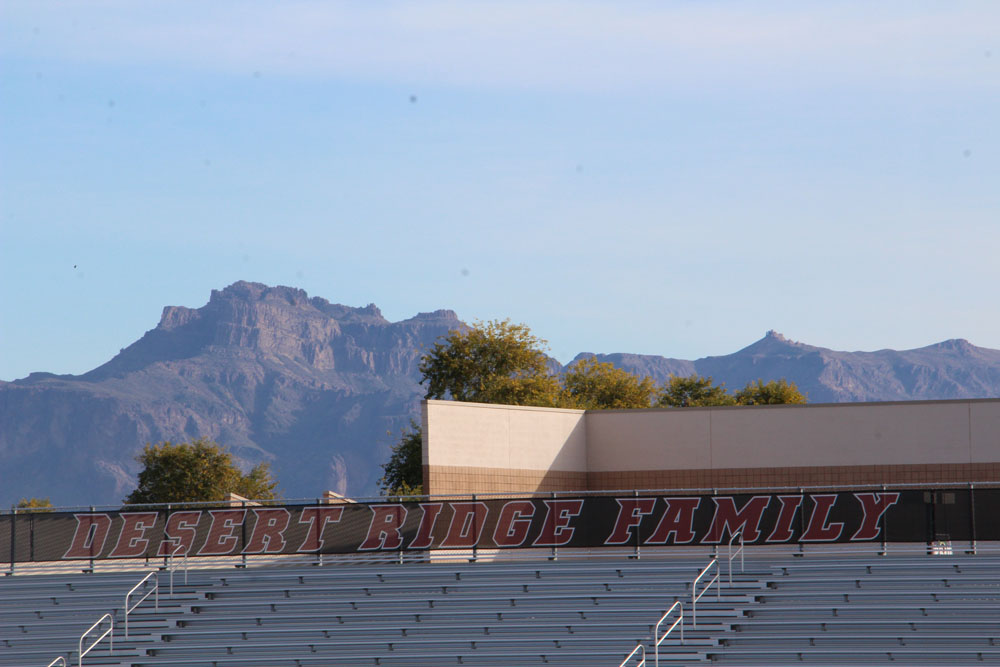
[619,642,646,667]
[167,543,188,595]
[654,600,683,667]
[727,528,744,585]
[691,557,719,628]
[124,571,158,638]
[78,613,113,667]
[46,657,67,667]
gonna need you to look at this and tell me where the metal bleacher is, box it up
[3,545,1000,667]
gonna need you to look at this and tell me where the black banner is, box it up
[1,488,995,563]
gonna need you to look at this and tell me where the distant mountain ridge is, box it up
[3,282,1000,506]
[575,330,1000,403]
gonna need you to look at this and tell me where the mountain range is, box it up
[3,281,999,507]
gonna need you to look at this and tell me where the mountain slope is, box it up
[0,282,460,506]
[3,285,1000,506]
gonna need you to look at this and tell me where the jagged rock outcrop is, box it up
[3,284,1000,507]
[0,282,461,506]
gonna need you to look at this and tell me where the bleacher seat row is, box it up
[3,547,1000,667]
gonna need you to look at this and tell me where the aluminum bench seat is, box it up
[721,633,999,647]
[128,646,671,667]
[201,575,735,599]
[703,646,1000,664]
[174,605,737,631]
[146,634,655,656]
[754,590,1000,604]
[181,592,748,617]
[730,618,1000,633]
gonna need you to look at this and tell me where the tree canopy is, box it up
[15,497,53,512]
[734,378,807,405]
[657,375,736,407]
[419,319,561,407]
[124,438,279,505]
[379,421,424,497]
[561,357,657,409]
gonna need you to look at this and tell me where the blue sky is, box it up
[1,1,998,381]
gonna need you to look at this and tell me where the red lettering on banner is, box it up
[243,509,291,554]
[63,514,113,559]
[532,499,584,547]
[157,511,202,556]
[198,510,246,555]
[296,507,344,552]
[703,496,771,544]
[644,498,700,545]
[359,505,408,551]
[801,494,845,542]
[605,498,656,545]
[766,496,803,543]
[109,512,159,558]
[407,503,443,550]
[441,502,488,548]
[493,501,535,547]
[851,492,900,541]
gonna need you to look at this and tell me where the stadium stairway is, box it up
[0,569,205,667]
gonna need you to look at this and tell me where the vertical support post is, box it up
[162,504,171,569]
[633,490,641,560]
[880,484,888,557]
[9,506,16,576]
[711,489,718,559]
[88,506,96,573]
[316,498,324,567]
[969,483,977,556]
[550,492,558,561]
[471,494,478,563]
[29,513,35,562]
[798,489,805,555]
[241,500,247,568]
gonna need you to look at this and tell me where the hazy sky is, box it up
[2,1,997,381]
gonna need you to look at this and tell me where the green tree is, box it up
[15,497,54,512]
[561,357,657,409]
[734,378,807,405]
[657,375,736,407]
[419,319,561,407]
[379,421,424,497]
[124,438,279,505]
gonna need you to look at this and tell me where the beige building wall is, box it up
[424,398,1000,495]
[422,400,587,495]
[586,400,1000,490]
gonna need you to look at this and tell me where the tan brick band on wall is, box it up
[587,463,1000,491]
[424,465,587,496]
[426,463,1000,496]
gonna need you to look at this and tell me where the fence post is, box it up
[880,484,888,557]
[162,504,171,569]
[969,483,977,556]
[241,500,247,568]
[798,489,805,555]
[88,506,95,573]
[9,506,16,576]
[711,489,718,559]
[471,494,478,563]
[550,492,558,561]
[633,490,641,560]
